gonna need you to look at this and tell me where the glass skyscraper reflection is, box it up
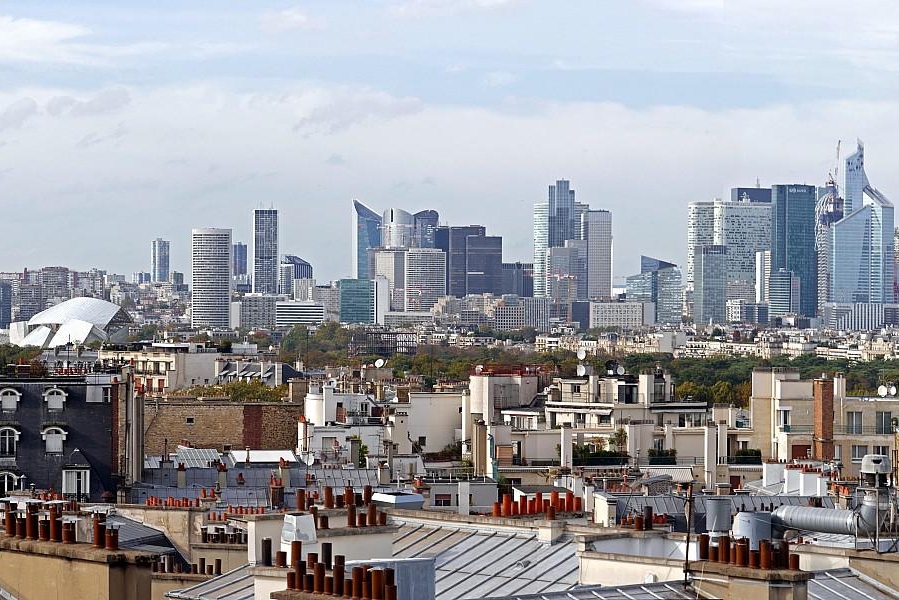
[830,186,894,304]
[772,184,818,316]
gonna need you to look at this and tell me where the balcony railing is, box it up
[778,425,813,433]
[837,425,895,435]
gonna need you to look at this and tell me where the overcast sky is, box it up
[3,0,899,282]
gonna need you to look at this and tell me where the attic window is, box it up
[43,388,67,412]
[186,417,195,425]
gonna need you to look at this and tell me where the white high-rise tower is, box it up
[191,228,232,328]
[253,208,279,295]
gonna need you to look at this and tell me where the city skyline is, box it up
[5,3,899,281]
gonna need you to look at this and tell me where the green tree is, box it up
[610,427,628,453]
[709,381,735,405]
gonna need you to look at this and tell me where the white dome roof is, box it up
[28,297,131,329]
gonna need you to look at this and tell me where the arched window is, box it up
[0,427,20,456]
[43,387,67,412]
[41,427,67,454]
[0,472,18,495]
[0,388,20,412]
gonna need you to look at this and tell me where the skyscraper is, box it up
[413,210,439,248]
[830,186,894,304]
[150,238,170,283]
[373,248,407,310]
[382,208,415,249]
[693,245,727,325]
[435,225,500,297]
[686,201,715,290]
[0,281,10,329]
[533,179,588,297]
[771,184,818,316]
[232,242,248,276]
[581,210,613,299]
[502,263,534,297]
[404,248,446,311]
[465,235,503,296]
[279,255,313,296]
[353,200,382,279]
[253,208,279,295]
[626,256,682,325]
[191,228,232,328]
[843,141,869,215]
[686,196,770,303]
[815,178,844,314]
[768,269,800,317]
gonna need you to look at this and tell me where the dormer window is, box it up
[41,427,67,454]
[0,389,20,413]
[43,388,67,412]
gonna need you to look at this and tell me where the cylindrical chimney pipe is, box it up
[291,540,302,568]
[789,553,800,571]
[322,542,333,570]
[105,527,119,551]
[94,519,105,548]
[286,571,296,589]
[698,533,709,560]
[363,485,373,505]
[333,563,345,596]
[643,506,653,530]
[306,552,318,570]
[261,537,273,567]
[275,551,287,568]
[759,540,772,569]
[319,515,330,530]
[324,486,334,509]
[347,503,357,528]
[371,569,385,600]
[313,562,325,594]
[352,566,363,599]
[718,536,730,564]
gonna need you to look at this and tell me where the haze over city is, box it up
[4,1,899,279]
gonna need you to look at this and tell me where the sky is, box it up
[3,0,899,283]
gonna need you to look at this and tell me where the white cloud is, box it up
[258,7,325,33]
[0,98,38,131]
[0,14,93,63]
[389,0,519,18]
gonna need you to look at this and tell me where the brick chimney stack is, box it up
[813,378,834,460]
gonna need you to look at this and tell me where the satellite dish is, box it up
[576,349,587,361]
[878,385,888,397]
[576,365,586,377]
[475,365,484,374]
[891,385,897,396]
[616,366,626,376]
[374,358,385,368]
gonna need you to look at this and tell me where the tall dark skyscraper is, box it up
[0,281,10,329]
[253,208,279,295]
[413,210,439,248]
[465,235,503,295]
[353,200,382,279]
[435,226,503,297]
[502,262,534,297]
[232,242,248,276]
[772,184,818,316]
